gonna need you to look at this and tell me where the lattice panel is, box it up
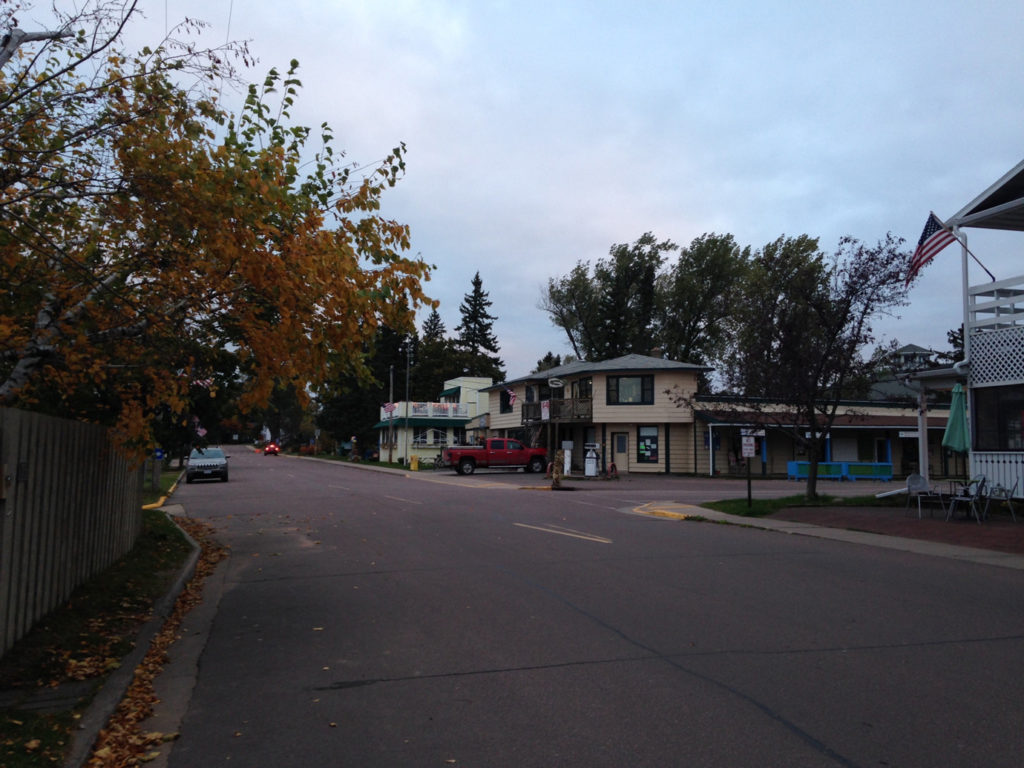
[969,326,1024,387]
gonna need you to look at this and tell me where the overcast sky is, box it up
[121,0,1024,377]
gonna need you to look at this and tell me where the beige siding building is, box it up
[484,353,950,478]
[485,354,710,475]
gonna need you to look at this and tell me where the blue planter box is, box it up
[787,461,892,482]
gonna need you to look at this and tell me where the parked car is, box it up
[186,446,229,483]
[264,442,280,455]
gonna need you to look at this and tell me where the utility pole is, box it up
[388,364,395,464]
[404,343,411,464]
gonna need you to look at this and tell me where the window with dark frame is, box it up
[973,384,1024,451]
[637,426,659,463]
[607,375,654,405]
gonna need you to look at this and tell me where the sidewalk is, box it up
[768,504,1024,557]
[636,501,1024,570]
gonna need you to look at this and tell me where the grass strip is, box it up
[702,493,904,518]
[0,508,193,768]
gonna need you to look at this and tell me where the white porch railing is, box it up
[971,452,1024,497]
[380,402,470,420]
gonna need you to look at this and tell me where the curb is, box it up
[142,472,183,511]
[635,503,1024,571]
[64,510,200,768]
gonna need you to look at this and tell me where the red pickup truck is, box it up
[443,438,548,475]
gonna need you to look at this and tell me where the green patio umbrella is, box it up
[942,383,970,453]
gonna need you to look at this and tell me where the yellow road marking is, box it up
[633,502,703,520]
[513,523,612,544]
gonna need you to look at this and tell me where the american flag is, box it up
[906,212,957,285]
[383,402,397,413]
[506,388,517,405]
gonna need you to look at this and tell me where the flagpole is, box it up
[937,212,996,282]
[958,226,972,367]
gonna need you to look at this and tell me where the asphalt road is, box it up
[155,451,1024,767]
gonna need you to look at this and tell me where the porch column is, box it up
[709,425,716,476]
[917,388,930,483]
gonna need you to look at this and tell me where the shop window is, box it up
[637,426,659,463]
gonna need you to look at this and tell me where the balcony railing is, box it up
[521,398,593,424]
[380,402,470,420]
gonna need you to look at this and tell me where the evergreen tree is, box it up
[422,308,446,343]
[533,352,563,373]
[412,309,465,399]
[317,326,413,451]
[455,273,505,382]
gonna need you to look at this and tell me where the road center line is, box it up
[513,523,612,544]
[384,495,423,505]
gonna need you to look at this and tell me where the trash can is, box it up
[584,445,598,477]
[410,455,419,470]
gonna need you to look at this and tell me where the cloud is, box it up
[132,0,1024,375]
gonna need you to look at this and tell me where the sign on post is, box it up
[741,435,756,508]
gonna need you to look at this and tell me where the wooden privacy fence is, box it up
[1,408,142,658]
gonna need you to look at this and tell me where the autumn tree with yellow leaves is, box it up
[1,1,433,456]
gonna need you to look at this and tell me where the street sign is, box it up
[153,448,165,460]
[741,436,756,458]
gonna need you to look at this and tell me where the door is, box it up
[503,439,526,466]
[489,438,509,466]
[612,432,629,473]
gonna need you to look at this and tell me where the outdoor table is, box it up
[945,479,987,523]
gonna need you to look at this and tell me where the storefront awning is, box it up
[693,410,949,430]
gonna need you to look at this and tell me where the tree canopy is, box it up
[713,233,910,498]
[0,2,432,456]
[542,232,745,364]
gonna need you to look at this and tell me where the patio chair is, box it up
[945,475,988,524]
[903,474,943,518]
[986,479,1018,522]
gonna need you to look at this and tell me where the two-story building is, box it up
[374,376,491,465]
[483,353,949,478]
[485,354,711,474]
